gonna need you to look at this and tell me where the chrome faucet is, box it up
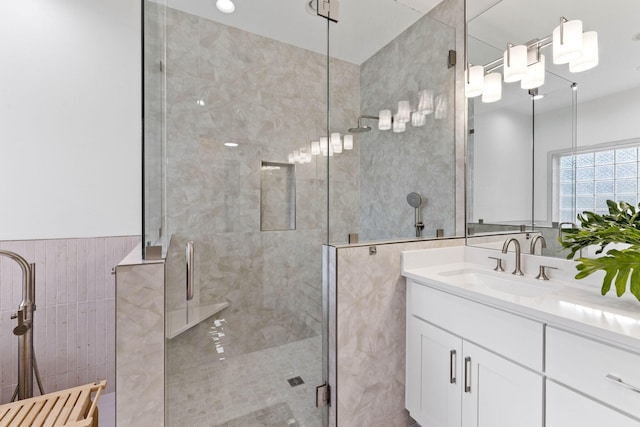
[502,238,524,276]
[530,235,547,255]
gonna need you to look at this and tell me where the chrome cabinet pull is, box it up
[186,241,194,301]
[464,356,471,393]
[450,350,457,384]
[606,374,640,394]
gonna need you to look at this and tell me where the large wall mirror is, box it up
[466,0,640,257]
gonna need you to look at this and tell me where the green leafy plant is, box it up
[559,200,640,301]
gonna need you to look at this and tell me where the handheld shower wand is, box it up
[407,192,424,238]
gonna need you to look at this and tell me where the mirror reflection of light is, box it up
[559,300,640,326]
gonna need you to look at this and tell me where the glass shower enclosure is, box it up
[143,0,457,425]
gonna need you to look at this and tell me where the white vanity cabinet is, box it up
[546,381,639,427]
[406,279,544,427]
[402,246,640,427]
[545,327,640,426]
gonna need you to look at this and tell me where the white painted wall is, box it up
[534,86,640,221]
[0,0,141,240]
[472,106,532,222]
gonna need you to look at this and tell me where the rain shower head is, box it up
[348,115,379,134]
[348,125,371,133]
[407,192,423,208]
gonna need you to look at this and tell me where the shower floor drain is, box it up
[287,376,305,387]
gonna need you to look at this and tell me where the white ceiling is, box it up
[164,0,444,65]
[467,0,640,114]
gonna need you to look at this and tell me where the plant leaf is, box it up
[574,247,640,301]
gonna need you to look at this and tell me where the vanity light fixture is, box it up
[343,134,353,150]
[503,43,528,83]
[552,17,583,64]
[333,139,343,154]
[411,112,426,127]
[482,72,502,103]
[378,109,392,130]
[330,132,341,148]
[434,95,447,120]
[521,52,545,89]
[397,100,412,123]
[311,140,321,155]
[466,16,598,103]
[393,114,406,133]
[216,0,235,13]
[569,31,598,72]
[417,89,434,114]
[465,65,484,97]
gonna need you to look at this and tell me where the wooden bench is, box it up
[0,380,106,427]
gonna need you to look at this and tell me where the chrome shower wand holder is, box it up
[407,192,425,238]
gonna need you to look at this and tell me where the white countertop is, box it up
[401,246,640,352]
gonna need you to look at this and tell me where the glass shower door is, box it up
[147,1,331,425]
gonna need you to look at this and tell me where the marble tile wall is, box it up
[358,10,457,241]
[115,247,165,427]
[0,236,139,403]
[330,237,465,427]
[161,5,360,357]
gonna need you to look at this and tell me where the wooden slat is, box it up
[0,380,107,427]
[20,399,46,426]
[0,405,11,423]
[8,401,36,427]
[32,396,59,426]
[42,394,69,427]
[56,390,81,425]
[0,405,21,427]
[68,389,91,422]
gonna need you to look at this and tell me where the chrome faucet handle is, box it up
[488,256,505,272]
[536,265,557,281]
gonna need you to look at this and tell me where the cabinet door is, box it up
[461,341,543,427]
[546,381,639,427]
[407,316,462,427]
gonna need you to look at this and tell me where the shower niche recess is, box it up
[260,161,296,231]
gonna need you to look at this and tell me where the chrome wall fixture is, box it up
[0,249,46,401]
[466,17,599,103]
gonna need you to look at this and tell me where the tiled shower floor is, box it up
[166,335,323,426]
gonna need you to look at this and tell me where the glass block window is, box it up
[557,144,640,222]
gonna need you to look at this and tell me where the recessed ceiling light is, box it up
[224,142,238,147]
[216,0,235,14]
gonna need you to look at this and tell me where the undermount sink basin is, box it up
[437,268,558,298]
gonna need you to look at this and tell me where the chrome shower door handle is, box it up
[186,241,194,301]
